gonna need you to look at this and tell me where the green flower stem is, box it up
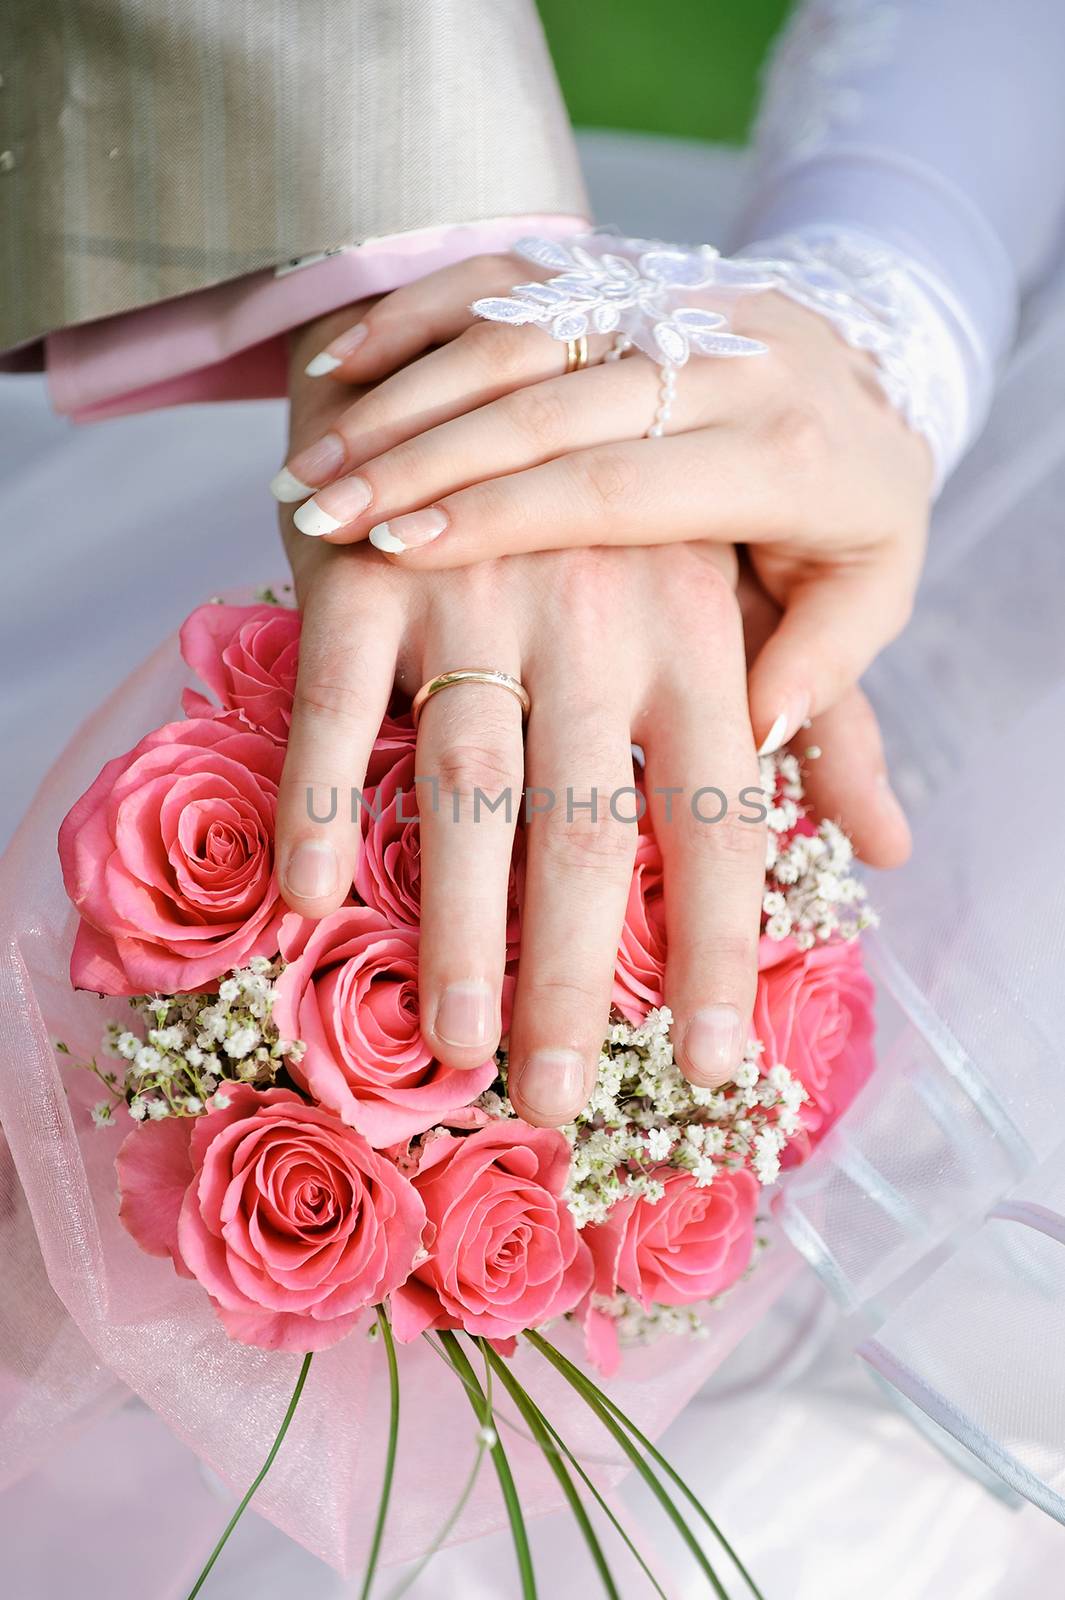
[185,1351,313,1600]
[437,1331,537,1600]
[570,1361,764,1599]
[532,1407,670,1600]
[525,1331,731,1600]
[360,1306,402,1600]
[527,1331,765,1600]
[480,1342,619,1600]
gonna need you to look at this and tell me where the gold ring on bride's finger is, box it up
[564,336,589,374]
[410,668,531,729]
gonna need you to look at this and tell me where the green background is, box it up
[537,1,792,145]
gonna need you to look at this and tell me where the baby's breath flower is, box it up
[502,1007,810,1229]
[223,1024,259,1060]
[133,1045,163,1076]
[62,958,305,1124]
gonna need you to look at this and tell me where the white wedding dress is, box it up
[4,1,1065,1593]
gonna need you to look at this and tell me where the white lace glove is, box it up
[465,229,970,486]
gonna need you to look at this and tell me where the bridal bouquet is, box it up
[55,598,876,1597]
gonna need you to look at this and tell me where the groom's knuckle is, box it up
[294,642,376,731]
[434,740,519,803]
[689,558,735,618]
[542,797,636,874]
[693,810,765,864]
[294,676,367,729]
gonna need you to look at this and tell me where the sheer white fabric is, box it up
[735,12,1065,1526]
[773,215,1065,1523]
[741,0,1065,474]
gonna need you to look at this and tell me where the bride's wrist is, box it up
[732,225,978,490]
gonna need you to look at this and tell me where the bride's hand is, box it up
[736,555,912,871]
[272,257,934,755]
[276,310,768,1125]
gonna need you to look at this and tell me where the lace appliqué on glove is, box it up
[472,230,959,478]
[471,235,774,367]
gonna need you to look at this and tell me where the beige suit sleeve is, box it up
[0,0,587,349]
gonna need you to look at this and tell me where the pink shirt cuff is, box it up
[45,215,587,423]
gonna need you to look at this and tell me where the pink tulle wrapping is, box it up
[0,622,802,1576]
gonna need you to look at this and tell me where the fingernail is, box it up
[682,1006,745,1088]
[305,352,343,377]
[269,466,314,504]
[369,507,448,554]
[282,839,339,900]
[434,981,494,1053]
[511,1050,585,1121]
[758,692,811,756]
[294,498,343,538]
[284,431,346,487]
[309,475,373,526]
[327,323,369,361]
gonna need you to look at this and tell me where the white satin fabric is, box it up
[3,129,1065,1590]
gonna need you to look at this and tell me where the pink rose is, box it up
[354,748,422,929]
[273,908,497,1147]
[613,832,665,1022]
[754,936,876,1159]
[390,1123,593,1342]
[116,1086,425,1352]
[59,716,285,994]
[180,603,300,740]
[582,1168,758,1374]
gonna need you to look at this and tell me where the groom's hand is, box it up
[274,308,768,1122]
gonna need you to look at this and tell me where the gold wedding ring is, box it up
[410,668,531,729]
[563,335,589,374]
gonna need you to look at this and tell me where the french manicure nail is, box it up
[369,507,449,554]
[284,431,346,487]
[328,323,369,360]
[283,839,339,900]
[435,981,494,1053]
[304,352,343,377]
[758,711,789,757]
[683,1006,745,1087]
[758,692,812,756]
[511,1050,585,1121]
[269,467,314,504]
[294,498,344,538]
[312,476,373,523]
